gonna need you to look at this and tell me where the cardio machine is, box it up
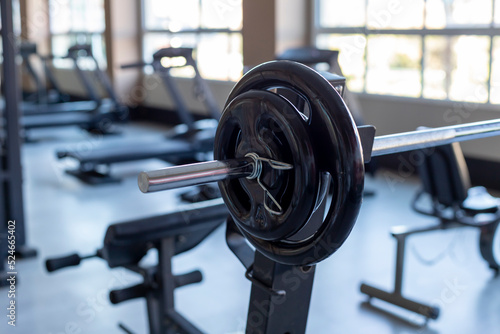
[19,42,70,105]
[56,47,221,185]
[20,44,127,134]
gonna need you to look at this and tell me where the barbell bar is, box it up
[372,119,500,156]
[139,118,500,194]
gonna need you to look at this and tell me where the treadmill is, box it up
[1,43,99,115]
[19,42,70,105]
[57,47,221,184]
[19,42,100,115]
[20,44,127,133]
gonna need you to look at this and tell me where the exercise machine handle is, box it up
[109,283,148,304]
[45,253,82,272]
[120,62,150,69]
[45,252,98,272]
[174,270,203,288]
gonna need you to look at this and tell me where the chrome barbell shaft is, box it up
[372,119,500,157]
[138,158,254,193]
[139,118,500,194]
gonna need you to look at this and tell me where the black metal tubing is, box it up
[46,200,228,333]
[479,221,500,274]
[88,53,120,105]
[154,62,197,131]
[41,55,69,102]
[360,221,466,320]
[190,57,221,121]
[151,47,220,128]
[19,43,70,104]
[0,234,9,287]
[246,251,316,333]
[1,0,36,260]
[19,44,47,103]
[66,43,123,108]
[67,47,101,103]
[243,198,328,333]
[360,284,439,319]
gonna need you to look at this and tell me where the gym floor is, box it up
[1,122,499,334]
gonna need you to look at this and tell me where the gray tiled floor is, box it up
[1,123,499,333]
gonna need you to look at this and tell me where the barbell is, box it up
[138,60,500,266]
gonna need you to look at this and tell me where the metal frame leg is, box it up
[115,237,204,334]
[144,238,203,334]
[394,235,406,296]
[359,223,467,320]
[479,221,500,275]
[360,231,439,320]
[0,234,9,287]
[246,251,316,334]
[244,197,326,334]
[1,0,37,271]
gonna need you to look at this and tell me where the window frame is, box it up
[140,0,243,81]
[312,0,500,104]
[48,0,107,68]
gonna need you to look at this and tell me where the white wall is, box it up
[50,67,108,98]
[275,0,309,54]
[51,67,235,115]
[139,75,235,115]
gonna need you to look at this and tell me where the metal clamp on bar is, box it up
[138,153,294,196]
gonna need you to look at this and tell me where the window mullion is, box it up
[488,35,494,103]
[363,0,368,93]
[421,0,427,98]
[420,34,425,98]
[488,0,496,103]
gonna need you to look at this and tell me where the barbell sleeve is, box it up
[372,119,500,157]
[138,157,254,193]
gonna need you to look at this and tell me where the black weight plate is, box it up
[215,89,318,241]
[220,61,364,265]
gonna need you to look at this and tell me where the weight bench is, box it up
[46,200,228,334]
[360,142,500,321]
[57,47,220,185]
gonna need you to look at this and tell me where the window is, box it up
[142,0,243,81]
[314,0,500,104]
[48,0,106,68]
